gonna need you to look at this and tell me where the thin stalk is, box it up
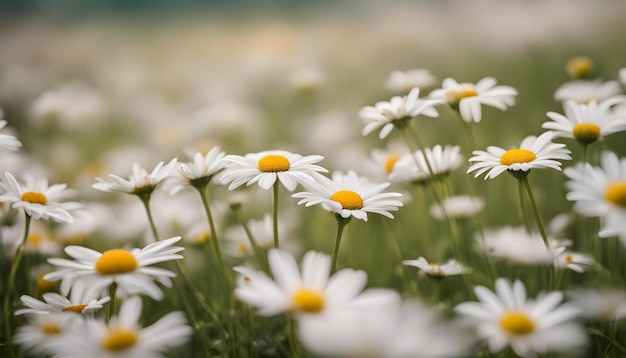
[272,181,280,249]
[196,185,226,275]
[106,283,117,322]
[289,317,300,358]
[2,213,31,357]
[231,204,269,273]
[331,215,350,273]
[139,193,159,242]
[517,179,532,234]
[519,176,550,249]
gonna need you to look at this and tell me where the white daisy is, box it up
[13,312,78,357]
[92,158,178,196]
[467,132,571,180]
[384,68,437,93]
[554,79,623,104]
[456,278,587,357]
[567,288,626,321]
[554,251,595,273]
[429,195,485,220]
[363,140,408,182]
[44,236,184,301]
[389,145,463,184]
[542,98,626,145]
[565,56,594,80]
[564,151,626,245]
[0,118,22,152]
[0,172,82,223]
[168,146,227,195]
[429,77,518,123]
[478,227,564,265]
[359,87,441,139]
[15,290,110,315]
[223,213,299,258]
[292,171,403,222]
[48,296,192,358]
[233,249,392,317]
[219,150,327,191]
[402,256,467,278]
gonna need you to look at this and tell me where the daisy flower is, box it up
[292,171,403,222]
[168,146,227,194]
[542,98,626,145]
[568,288,626,321]
[219,150,327,191]
[0,117,22,152]
[49,296,192,358]
[429,195,485,220]
[565,56,594,80]
[478,227,564,265]
[456,278,587,357]
[234,249,392,317]
[402,256,467,278]
[554,79,623,104]
[467,132,571,180]
[15,290,110,315]
[0,172,82,223]
[564,151,626,245]
[388,145,463,184]
[429,77,518,123]
[14,312,79,357]
[363,140,408,181]
[223,213,299,258]
[44,236,184,301]
[359,87,441,139]
[554,251,595,273]
[384,68,437,93]
[92,158,178,197]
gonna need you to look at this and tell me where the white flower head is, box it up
[44,236,184,301]
[568,288,626,321]
[223,213,299,258]
[402,256,467,278]
[0,118,22,152]
[234,249,391,317]
[555,79,622,104]
[0,172,82,223]
[168,146,227,195]
[15,290,110,316]
[554,251,595,273]
[429,77,518,123]
[48,296,192,358]
[385,69,437,93]
[220,150,327,191]
[292,171,403,222]
[543,98,626,145]
[456,278,587,357]
[14,312,79,357]
[564,151,626,245]
[478,227,565,265]
[359,87,441,139]
[93,158,178,196]
[389,145,463,184]
[429,195,485,220]
[467,132,571,180]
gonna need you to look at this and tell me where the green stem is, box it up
[289,317,300,358]
[272,181,280,249]
[231,203,268,273]
[106,283,117,322]
[139,193,160,242]
[2,213,31,357]
[519,176,550,249]
[331,215,350,273]
[517,179,532,234]
[196,185,226,273]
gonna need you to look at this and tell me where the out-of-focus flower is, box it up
[362,140,408,182]
[287,67,326,92]
[220,150,327,191]
[385,69,437,93]
[619,68,626,87]
[429,195,485,220]
[223,213,298,258]
[49,296,192,358]
[555,80,623,104]
[467,132,571,180]
[429,77,517,123]
[389,145,463,184]
[542,99,626,145]
[565,151,626,245]
[403,256,467,278]
[565,56,594,79]
[13,312,78,357]
[292,171,403,222]
[15,291,110,316]
[45,236,184,301]
[359,87,440,139]
[0,111,22,152]
[568,288,626,321]
[0,172,82,223]
[234,249,392,317]
[92,159,177,197]
[554,251,595,273]
[477,227,564,265]
[456,278,587,357]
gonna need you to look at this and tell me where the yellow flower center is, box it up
[41,324,62,335]
[63,304,88,313]
[21,191,47,205]
[428,263,443,276]
[500,311,536,335]
[566,56,593,79]
[565,255,574,263]
[237,243,249,253]
[330,190,364,210]
[572,123,601,145]
[385,155,400,174]
[101,329,138,352]
[257,155,290,173]
[605,182,626,207]
[292,289,325,313]
[37,273,57,293]
[194,230,211,244]
[446,86,478,106]
[27,235,43,246]
[95,249,138,275]
[499,149,537,166]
